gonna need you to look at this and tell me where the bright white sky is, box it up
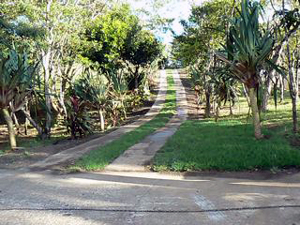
[126,0,204,44]
[126,0,279,45]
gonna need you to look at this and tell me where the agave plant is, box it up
[217,0,275,139]
[0,50,37,150]
[107,70,128,124]
[85,70,109,132]
[94,84,107,131]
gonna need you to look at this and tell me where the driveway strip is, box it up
[105,70,188,172]
[29,70,167,170]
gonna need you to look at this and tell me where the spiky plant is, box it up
[0,50,37,150]
[217,0,275,139]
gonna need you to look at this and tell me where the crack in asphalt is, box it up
[1,205,300,213]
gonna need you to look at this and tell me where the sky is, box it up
[126,0,280,45]
[126,0,204,44]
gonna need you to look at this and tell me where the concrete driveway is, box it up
[0,169,299,225]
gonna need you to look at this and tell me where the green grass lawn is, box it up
[152,97,300,172]
[70,71,176,171]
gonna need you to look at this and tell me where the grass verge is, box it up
[70,71,176,171]
[152,108,300,172]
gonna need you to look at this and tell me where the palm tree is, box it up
[217,0,275,139]
[0,50,36,150]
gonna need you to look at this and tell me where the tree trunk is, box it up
[25,117,29,136]
[205,90,211,118]
[42,49,53,137]
[261,42,284,109]
[43,0,54,137]
[290,52,299,133]
[11,111,21,135]
[261,74,273,112]
[215,102,220,122]
[289,61,298,133]
[279,76,284,102]
[283,0,298,133]
[59,75,68,117]
[274,78,279,110]
[98,108,105,132]
[9,103,20,134]
[229,99,233,115]
[134,66,139,90]
[249,88,263,139]
[121,98,127,119]
[291,96,298,133]
[24,100,29,135]
[21,109,44,138]
[286,33,298,133]
[294,52,299,102]
[242,84,250,106]
[2,108,17,150]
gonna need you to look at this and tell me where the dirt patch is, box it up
[0,132,112,170]
[178,69,204,119]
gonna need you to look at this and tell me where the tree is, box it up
[1,0,111,138]
[260,1,300,112]
[275,1,300,133]
[217,0,275,139]
[83,4,162,90]
[0,0,163,146]
[82,4,137,73]
[172,0,234,117]
[0,50,37,150]
[121,28,162,89]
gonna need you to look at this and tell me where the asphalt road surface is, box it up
[0,169,300,225]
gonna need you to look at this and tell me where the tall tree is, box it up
[121,28,161,89]
[0,50,37,150]
[83,4,162,90]
[172,0,234,117]
[280,0,300,133]
[217,0,275,139]
[1,0,110,137]
[260,0,300,112]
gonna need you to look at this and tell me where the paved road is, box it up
[0,169,300,225]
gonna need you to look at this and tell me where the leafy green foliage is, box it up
[172,0,233,66]
[82,4,138,71]
[122,27,161,67]
[211,66,239,106]
[104,70,128,125]
[71,73,176,170]
[82,4,162,90]
[217,0,274,88]
[0,49,37,111]
[65,77,94,139]
[122,28,162,89]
